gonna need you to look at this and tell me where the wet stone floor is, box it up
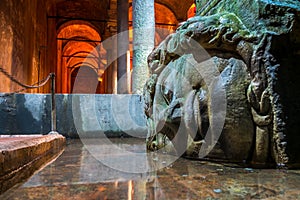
[1,139,300,200]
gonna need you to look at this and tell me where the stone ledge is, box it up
[0,134,65,194]
[0,94,147,138]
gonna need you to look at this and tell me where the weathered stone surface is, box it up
[216,57,253,161]
[0,134,65,194]
[0,0,48,93]
[144,0,300,168]
[132,0,155,94]
[0,94,147,138]
[72,94,147,138]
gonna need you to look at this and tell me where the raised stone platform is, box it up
[0,134,65,194]
[0,94,147,138]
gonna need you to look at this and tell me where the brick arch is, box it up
[154,0,194,21]
[129,2,179,47]
[56,21,106,93]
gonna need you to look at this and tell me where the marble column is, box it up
[117,0,129,94]
[132,0,155,94]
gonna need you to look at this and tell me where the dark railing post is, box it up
[49,73,59,134]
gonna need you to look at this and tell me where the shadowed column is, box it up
[117,0,129,94]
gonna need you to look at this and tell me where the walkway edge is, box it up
[0,134,66,194]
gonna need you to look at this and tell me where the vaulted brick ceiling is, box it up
[48,0,110,17]
[128,0,194,21]
[46,0,109,34]
[46,0,194,93]
[154,0,194,21]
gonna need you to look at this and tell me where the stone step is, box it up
[0,134,65,194]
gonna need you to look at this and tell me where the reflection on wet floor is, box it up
[1,139,300,199]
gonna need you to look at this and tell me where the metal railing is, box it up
[0,66,58,135]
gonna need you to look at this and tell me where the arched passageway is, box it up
[0,0,194,94]
[70,66,101,93]
[56,22,106,93]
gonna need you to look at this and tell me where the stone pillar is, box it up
[106,65,113,93]
[104,45,118,94]
[117,0,129,94]
[112,60,118,94]
[132,0,155,94]
[56,40,63,93]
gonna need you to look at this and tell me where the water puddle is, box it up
[1,139,300,199]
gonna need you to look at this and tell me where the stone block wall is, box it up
[0,94,147,138]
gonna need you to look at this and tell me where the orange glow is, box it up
[127,2,178,75]
[127,50,131,93]
[56,22,105,93]
[114,181,119,188]
[154,3,178,27]
[128,180,133,200]
[129,3,178,47]
[57,23,100,41]
[97,186,107,192]
[187,3,196,19]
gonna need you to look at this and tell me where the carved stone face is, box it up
[194,0,200,9]
[195,0,207,10]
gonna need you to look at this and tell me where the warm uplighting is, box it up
[187,3,196,18]
[127,50,132,93]
[128,180,133,200]
[114,180,119,188]
[128,3,178,47]
[56,22,105,93]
